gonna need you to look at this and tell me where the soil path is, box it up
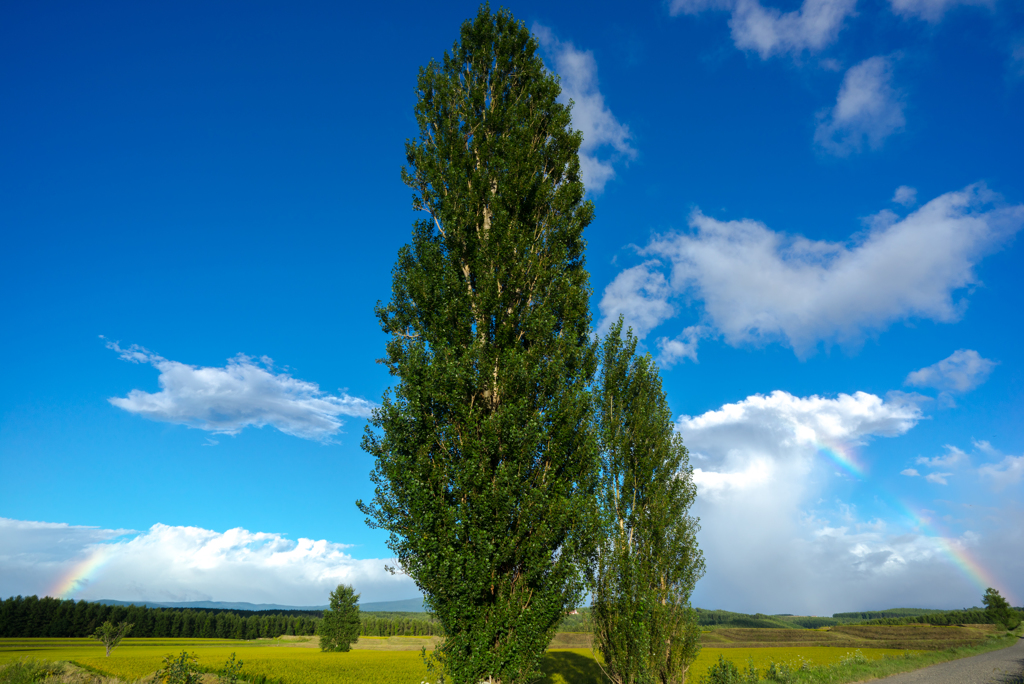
[871,638,1024,683]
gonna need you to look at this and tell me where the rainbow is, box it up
[815,440,865,477]
[888,499,1014,605]
[48,546,113,599]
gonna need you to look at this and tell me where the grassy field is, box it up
[0,627,1015,684]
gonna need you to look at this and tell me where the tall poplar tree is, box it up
[357,6,600,684]
[593,318,705,684]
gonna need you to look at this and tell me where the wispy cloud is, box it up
[533,24,636,194]
[917,445,969,469]
[979,455,1024,488]
[815,56,905,156]
[598,183,1024,358]
[906,349,998,395]
[105,340,374,442]
[892,185,918,207]
[0,518,414,605]
[888,0,993,23]
[669,0,858,59]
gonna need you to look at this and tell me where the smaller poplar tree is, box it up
[983,588,1019,630]
[593,318,705,684]
[319,584,361,652]
[91,620,133,657]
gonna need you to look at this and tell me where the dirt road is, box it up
[873,638,1024,683]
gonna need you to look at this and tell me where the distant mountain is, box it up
[94,596,427,613]
[359,597,427,612]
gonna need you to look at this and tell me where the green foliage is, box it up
[695,655,759,684]
[781,618,838,629]
[854,605,1024,627]
[89,621,132,657]
[0,596,319,639]
[358,4,600,683]
[831,608,949,619]
[155,651,201,684]
[319,585,361,652]
[982,588,1019,630]
[359,612,443,637]
[592,320,704,684]
[0,659,64,684]
[217,653,244,684]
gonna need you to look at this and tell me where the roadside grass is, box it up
[721,633,1021,683]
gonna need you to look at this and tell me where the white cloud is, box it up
[673,389,988,614]
[979,455,1024,488]
[916,445,969,469]
[889,0,993,23]
[906,349,998,394]
[105,340,374,442]
[901,468,921,477]
[0,518,415,605]
[533,24,636,193]
[599,183,1024,357]
[924,471,952,485]
[669,0,857,59]
[893,185,918,206]
[656,325,709,367]
[596,261,674,338]
[815,56,905,156]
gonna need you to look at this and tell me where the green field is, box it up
[0,637,930,684]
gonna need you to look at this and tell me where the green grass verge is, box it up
[690,633,1019,683]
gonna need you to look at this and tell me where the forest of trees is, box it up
[0,596,318,639]
[855,607,1024,626]
[0,596,445,639]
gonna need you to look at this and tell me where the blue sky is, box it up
[1,0,1022,614]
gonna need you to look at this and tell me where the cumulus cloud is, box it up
[105,340,374,442]
[889,0,993,23]
[901,468,921,477]
[906,349,997,394]
[0,518,415,605]
[815,56,905,156]
[533,24,636,193]
[672,389,986,613]
[669,0,857,59]
[892,185,917,207]
[598,183,1024,357]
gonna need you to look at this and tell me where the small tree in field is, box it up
[357,5,600,683]
[593,319,705,684]
[983,587,1019,630]
[319,584,361,652]
[156,650,201,684]
[90,620,133,657]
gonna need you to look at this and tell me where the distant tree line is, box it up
[832,608,951,620]
[0,596,452,640]
[856,607,1024,627]
[0,596,317,639]
[358,613,442,637]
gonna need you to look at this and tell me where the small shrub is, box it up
[0,660,64,684]
[762,660,794,683]
[156,651,202,684]
[696,654,759,683]
[218,653,244,684]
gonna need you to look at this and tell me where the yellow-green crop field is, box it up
[0,638,919,684]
